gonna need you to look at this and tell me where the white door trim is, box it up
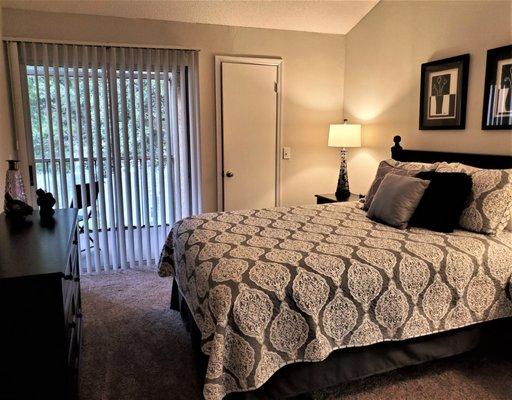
[214,55,283,212]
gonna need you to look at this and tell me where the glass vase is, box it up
[4,160,27,208]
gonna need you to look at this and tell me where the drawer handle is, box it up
[64,274,73,280]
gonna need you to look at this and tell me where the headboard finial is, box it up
[391,135,402,160]
[393,135,402,148]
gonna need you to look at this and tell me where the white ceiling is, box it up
[2,0,380,35]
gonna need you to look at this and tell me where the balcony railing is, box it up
[34,156,176,231]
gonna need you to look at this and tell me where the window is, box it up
[8,42,201,273]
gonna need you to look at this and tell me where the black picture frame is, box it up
[419,54,470,130]
[482,44,512,130]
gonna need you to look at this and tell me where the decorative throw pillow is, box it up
[410,171,472,232]
[387,159,440,171]
[367,174,430,229]
[364,159,438,210]
[436,162,512,235]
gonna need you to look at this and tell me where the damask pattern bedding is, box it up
[158,202,512,400]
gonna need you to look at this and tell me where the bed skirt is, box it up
[169,278,510,399]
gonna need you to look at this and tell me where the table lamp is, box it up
[328,119,361,200]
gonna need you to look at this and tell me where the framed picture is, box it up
[419,54,470,130]
[482,44,512,130]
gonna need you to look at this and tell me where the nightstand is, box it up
[315,193,360,204]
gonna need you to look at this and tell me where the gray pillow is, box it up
[363,160,437,211]
[367,174,430,229]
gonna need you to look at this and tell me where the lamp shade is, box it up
[328,123,361,148]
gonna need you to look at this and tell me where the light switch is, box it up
[283,147,291,159]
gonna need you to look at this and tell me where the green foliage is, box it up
[26,66,176,213]
[27,67,171,165]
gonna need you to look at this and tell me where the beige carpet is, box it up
[79,269,512,400]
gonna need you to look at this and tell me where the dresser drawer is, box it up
[66,313,81,400]
[62,274,75,325]
[66,313,82,363]
[64,281,81,338]
[70,240,79,278]
[62,237,79,325]
[66,313,81,363]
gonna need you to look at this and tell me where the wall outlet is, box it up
[282,147,291,159]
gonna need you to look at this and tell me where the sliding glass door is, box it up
[7,42,201,273]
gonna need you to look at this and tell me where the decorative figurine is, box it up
[36,189,56,218]
[4,192,33,221]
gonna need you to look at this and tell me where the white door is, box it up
[220,60,280,211]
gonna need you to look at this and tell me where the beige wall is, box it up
[345,0,512,196]
[0,6,16,210]
[4,3,508,209]
[2,8,345,211]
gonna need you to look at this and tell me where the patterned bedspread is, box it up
[158,202,512,400]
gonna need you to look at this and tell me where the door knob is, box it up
[225,171,234,178]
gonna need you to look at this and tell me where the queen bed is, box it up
[158,137,512,400]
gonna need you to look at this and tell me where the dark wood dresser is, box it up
[0,209,82,399]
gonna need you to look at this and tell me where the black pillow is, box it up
[409,171,472,233]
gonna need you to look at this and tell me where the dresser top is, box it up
[0,209,77,279]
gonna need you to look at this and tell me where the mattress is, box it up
[158,202,512,400]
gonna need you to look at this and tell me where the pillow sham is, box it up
[363,159,438,211]
[367,174,430,229]
[410,171,472,232]
[436,162,512,235]
[386,159,440,171]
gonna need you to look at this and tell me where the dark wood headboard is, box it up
[391,136,512,169]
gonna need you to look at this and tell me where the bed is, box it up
[158,136,512,400]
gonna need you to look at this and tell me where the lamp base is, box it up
[335,148,350,201]
[335,189,351,201]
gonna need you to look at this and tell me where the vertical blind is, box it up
[7,41,202,273]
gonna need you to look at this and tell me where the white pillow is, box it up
[436,162,512,235]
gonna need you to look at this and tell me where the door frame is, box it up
[215,55,283,211]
